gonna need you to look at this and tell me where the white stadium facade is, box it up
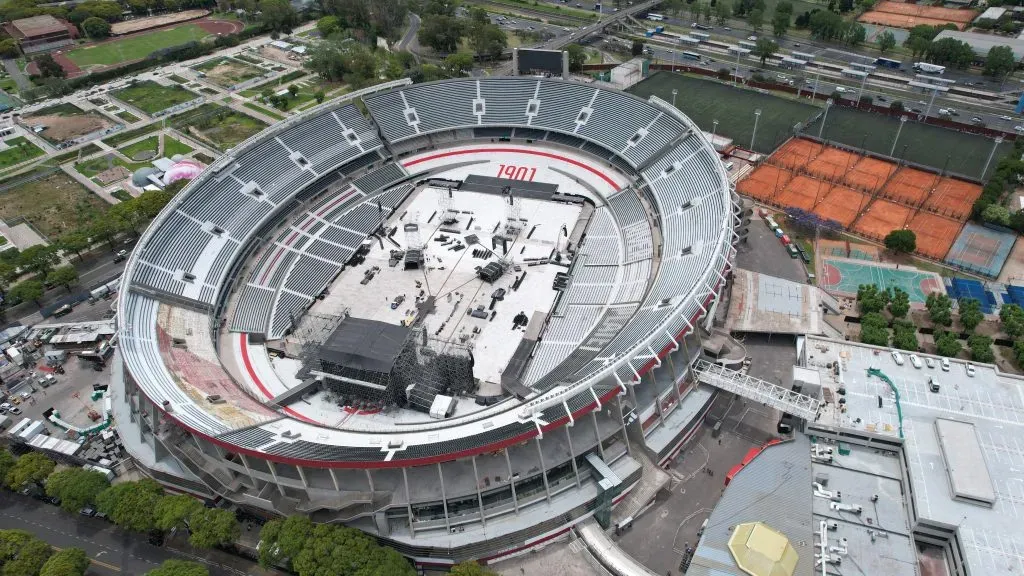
[114,76,740,567]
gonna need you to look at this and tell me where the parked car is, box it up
[53,304,73,317]
[966,363,976,377]
[891,350,904,365]
[928,376,940,393]
[79,507,96,517]
[909,354,922,369]
[10,408,22,416]
[940,358,950,371]
[925,357,935,369]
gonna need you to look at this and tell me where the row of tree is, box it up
[417,3,507,60]
[973,137,1024,233]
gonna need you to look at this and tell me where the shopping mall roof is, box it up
[728,523,798,576]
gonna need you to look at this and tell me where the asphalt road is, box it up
[0,493,279,576]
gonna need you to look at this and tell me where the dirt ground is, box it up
[202,61,260,86]
[111,9,209,35]
[258,46,302,66]
[22,113,114,143]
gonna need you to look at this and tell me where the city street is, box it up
[0,493,279,576]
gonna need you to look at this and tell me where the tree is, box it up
[0,451,15,485]
[753,37,778,66]
[8,279,44,307]
[418,15,462,53]
[715,1,731,25]
[749,8,764,32]
[717,67,732,80]
[0,39,19,59]
[19,244,58,277]
[983,203,1011,226]
[934,330,961,357]
[889,287,910,319]
[34,54,65,79]
[702,1,713,22]
[860,312,889,346]
[0,532,52,576]
[927,292,953,327]
[287,84,299,98]
[846,23,866,47]
[959,298,983,332]
[884,229,916,253]
[631,39,645,57]
[40,547,89,576]
[857,284,890,314]
[889,100,904,113]
[81,16,110,38]
[809,10,844,41]
[468,6,489,25]
[984,45,1016,81]
[258,516,313,568]
[566,44,586,73]
[154,494,204,534]
[59,231,91,261]
[441,53,472,78]
[45,468,110,513]
[771,7,790,36]
[926,37,975,69]
[46,265,78,292]
[145,560,209,576]
[188,507,240,549]
[314,90,325,104]
[451,561,499,576]
[259,516,414,576]
[1003,304,1024,338]
[891,319,918,351]
[258,0,297,33]
[96,479,164,533]
[878,30,896,53]
[6,452,54,490]
[316,15,340,37]
[470,24,506,60]
[968,334,994,363]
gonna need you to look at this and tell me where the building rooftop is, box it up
[806,335,1024,576]
[933,30,1024,59]
[9,15,67,38]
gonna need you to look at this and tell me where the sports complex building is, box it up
[113,75,745,566]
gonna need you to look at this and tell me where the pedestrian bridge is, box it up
[693,359,821,421]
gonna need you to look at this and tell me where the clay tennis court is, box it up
[777,175,826,212]
[924,177,982,220]
[859,1,976,29]
[111,9,210,35]
[736,164,791,202]
[907,212,963,259]
[853,200,912,241]
[845,156,895,192]
[806,147,856,181]
[770,138,820,171]
[880,166,934,206]
[813,185,869,228]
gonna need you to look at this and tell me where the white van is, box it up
[891,350,904,365]
[909,354,922,369]
[928,376,940,393]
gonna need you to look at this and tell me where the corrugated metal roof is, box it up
[689,435,814,576]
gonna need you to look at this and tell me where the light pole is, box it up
[811,68,821,101]
[856,65,874,103]
[712,119,719,142]
[982,136,1004,180]
[672,88,678,108]
[890,114,907,157]
[751,108,761,151]
[818,99,833,139]
[924,86,940,119]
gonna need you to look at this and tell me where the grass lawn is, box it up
[48,143,102,166]
[111,81,197,115]
[485,0,597,21]
[0,76,18,94]
[110,189,131,201]
[194,57,266,89]
[116,110,140,123]
[168,74,189,84]
[0,137,44,170]
[629,71,819,153]
[66,24,213,69]
[118,135,160,160]
[164,135,193,157]
[171,104,268,151]
[243,101,286,121]
[239,70,309,97]
[103,124,160,147]
[0,172,108,238]
[74,153,150,179]
[31,102,82,117]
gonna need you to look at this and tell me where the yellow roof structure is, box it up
[727,522,799,576]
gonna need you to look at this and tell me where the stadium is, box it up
[112,74,739,566]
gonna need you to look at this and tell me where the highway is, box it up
[0,492,280,575]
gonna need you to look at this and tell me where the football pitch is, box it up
[628,71,818,154]
[804,107,1011,179]
[65,24,211,68]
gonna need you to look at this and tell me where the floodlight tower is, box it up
[437,186,454,215]
[503,186,522,237]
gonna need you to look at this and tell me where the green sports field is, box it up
[629,71,818,154]
[65,24,211,68]
[803,107,1012,179]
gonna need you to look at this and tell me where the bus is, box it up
[739,40,756,49]
[681,51,701,61]
[913,62,945,74]
[647,12,665,21]
[875,57,902,69]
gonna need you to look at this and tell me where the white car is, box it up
[891,350,905,365]
[966,363,976,377]
[835,86,849,93]
[19,391,30,400]
[940,358,950,372]
[1015,125,1024,133]
[0,403,11,410]
[925,357,935,369]
[909,354,922,369]
[747,35,758,41]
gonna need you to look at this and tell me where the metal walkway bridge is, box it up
[693,359,821,421]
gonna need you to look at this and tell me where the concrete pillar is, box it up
[238,453,259,487]
[329,468,340,492]
[266,461,286,496]
[512,48,519,76]
[534,438,552,502]
[471,456,486,527]
[296,465,309,489]
[437,463,451,532]
[402,468,415,536]
[616,394,632,457]
[592,410,605,459]
[504,449,520,514]
[667,351,683,406]
[365,469,375,493]
[562,50,570,80]
[650,371,665,425]
[565,425,581,488]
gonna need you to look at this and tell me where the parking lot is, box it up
[5,347,110,435]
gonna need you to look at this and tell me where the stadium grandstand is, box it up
[114,76,743,567]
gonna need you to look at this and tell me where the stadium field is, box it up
[628,71,818,153]
[65,24,211,68]
[803,107,1011,179]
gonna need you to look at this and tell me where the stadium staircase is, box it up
[612,428,669,524]
[693,359,820,421]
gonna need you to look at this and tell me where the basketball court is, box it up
[820,258,945,302]
[945,222,1017,277]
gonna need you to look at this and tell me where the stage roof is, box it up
[320,318,410,374]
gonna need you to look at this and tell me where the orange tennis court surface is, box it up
[741,137,979,259]
[859,1,976,29]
